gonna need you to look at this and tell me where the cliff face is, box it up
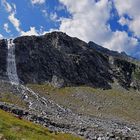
[14,32,112,88]
[0,39,7,80]
[89,41,140,90]
[0,32,140,89]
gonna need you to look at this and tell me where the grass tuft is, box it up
[0,109,82,140]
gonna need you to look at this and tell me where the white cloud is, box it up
[118,17,129,26]
[2,0,46,37]
[42,9,48,17]
[114,0,140,38]
[21,26,49,36]
[50,12,58,22]
[8,12,21,32]
[104,31,138,52]
[129,17,140,37]
[3,23,10,33]
[58,0,139,56]
[55,4,65,11]
[21,27,39,36]
[2,0,12,12]
[31,0,45,5]
[2,0,21,33]
[59,0,112,43]
[0,34,3,39]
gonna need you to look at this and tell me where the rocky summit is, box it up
[0,32,140,89]
[0,31,140,140]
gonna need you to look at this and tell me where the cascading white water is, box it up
[6,39,66,112]
[7,39,19,85]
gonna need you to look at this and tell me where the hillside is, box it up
[1,32,140,89]
[0,109,82,140]
[0,32,140,140]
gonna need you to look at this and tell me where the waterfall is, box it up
[6,39,66,113]
[7,39,19,85]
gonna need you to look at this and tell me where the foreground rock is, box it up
[0,100,139,140]
[0,31,140,140]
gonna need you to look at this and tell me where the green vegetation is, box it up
[0,92,27,108]
[0,109,82,140]
[28,84,140,123]
[134,69,140,80]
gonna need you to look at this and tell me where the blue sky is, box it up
[0,0,140,59]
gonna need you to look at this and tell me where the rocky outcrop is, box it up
[88,41,138,62]
[0,102,139,140]
[14,32,113,89]
[110,58,136,89]
[89,41,140,90]
[1,32,140,140]
[0,39,7,80]
[0,32,140,90]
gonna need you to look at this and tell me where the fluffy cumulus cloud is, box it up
[114,0,140,38]
[0,34,3,39]
[8,12,21,32]
[59,0,112,43]
[1,0,140,58]
[21,26,48,36]
[2,0,41,36]
[3,23,10,33]
[31,0,45,5]
[50,12,58,22]
[104,31,138,52]
[2,0,12,12]
[2,0,21,32]
[118,17,130,26]
[58,0,139,57]
[21,27,39,36]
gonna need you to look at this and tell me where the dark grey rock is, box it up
[0,39,7,80]
[13,32,112,89]
[1,32,140,90]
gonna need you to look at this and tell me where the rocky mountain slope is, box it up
[0,39,7,80]
[0,106,82,140]
[1,32,140,90]
[0,31,140,140]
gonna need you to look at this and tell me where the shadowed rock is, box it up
[0,39,7,80]
[14,32,112,89]
[0,31,140,89]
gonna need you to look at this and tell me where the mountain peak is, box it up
[0,31,140,90]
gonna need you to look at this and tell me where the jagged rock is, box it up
[0,31,140,90]
[0,39,7,80]
[13,32,112,89]
[89,41,140,90]
[1,32,140,140]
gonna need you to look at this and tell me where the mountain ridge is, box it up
[0,31,140,140]
[0,31,140,90]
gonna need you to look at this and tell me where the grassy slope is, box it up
[0,82,27,109]
[0,109,82,140]
[28,84,140,123]
[134,69,140,80]
[0,92,27,108]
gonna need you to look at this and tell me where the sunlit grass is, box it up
[0,109,83,140]
[28,84,140,122]
[0,92,27,108]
